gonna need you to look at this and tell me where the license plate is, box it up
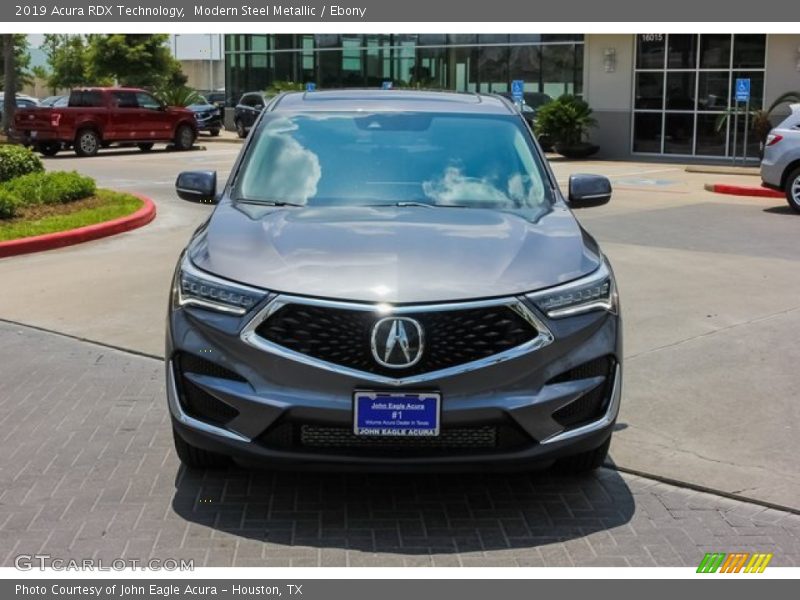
[353,391,440,437]
[30,131,37,139]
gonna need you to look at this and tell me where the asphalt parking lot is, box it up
[1,143,799,566]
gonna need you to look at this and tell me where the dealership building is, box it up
[224,34,800,160]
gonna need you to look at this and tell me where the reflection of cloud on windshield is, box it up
[423,167,545,208]
[241,120,321,205]
[423,167,512,206]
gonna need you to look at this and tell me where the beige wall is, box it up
[180,59,225,92]
[765,34,800,112]
[582,34,635,158]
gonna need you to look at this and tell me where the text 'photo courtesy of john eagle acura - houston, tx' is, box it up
[168,89,621,473]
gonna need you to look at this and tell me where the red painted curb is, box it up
[704,183,784,198]
[0,193,156,259]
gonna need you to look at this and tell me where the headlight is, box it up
[527,258,617,319]
[177,257,268,315]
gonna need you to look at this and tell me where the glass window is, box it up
[695,114,727,156]
[541,45,578,97]
[111,91,137,108]
[664,113,695,154]
[635,72,664,110]
[665,72,695,110]
[699,34,731,69]
[136,93,161,111]
[667,34,697,69]
[636,34,665,69]
[697,72,730,111]
[235,113,552,211]
[633,113,663,153]
[732,34,766,69]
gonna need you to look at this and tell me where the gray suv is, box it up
[761,103,800,212]
[168,90,622,473]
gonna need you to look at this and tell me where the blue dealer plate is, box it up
[354,391,440,437]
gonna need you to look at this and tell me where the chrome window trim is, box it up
[240,294,554,386]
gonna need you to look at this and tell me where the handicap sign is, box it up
[735,78,750,102]
[511,80,524,102]
[306,82,316,92]
[381,80,393,90]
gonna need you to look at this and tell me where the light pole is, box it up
[208,33,214,91]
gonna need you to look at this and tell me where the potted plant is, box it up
[534,95,599,158]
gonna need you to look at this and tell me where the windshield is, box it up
[233,112,552,210]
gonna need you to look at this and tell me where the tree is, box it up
[2,35,17,135]
[87,34,186,89]
[43,35,91,92]
[0,34,32,93]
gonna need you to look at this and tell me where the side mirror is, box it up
[176,171,217,204]
[568,174,612,208]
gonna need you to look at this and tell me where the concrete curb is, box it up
[687,165,760,176]
[704,183,784,198]
[0,193,156,259]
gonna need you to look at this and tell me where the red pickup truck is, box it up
[13,87,199,157]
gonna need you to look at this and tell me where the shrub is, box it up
[2,171,96,207]
[0,145,44,183]
[0,189,19,219]
[534,95,597,147]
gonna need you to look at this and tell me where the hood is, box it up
[188,203,602,304]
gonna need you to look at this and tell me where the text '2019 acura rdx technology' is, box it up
[167,90,622,473]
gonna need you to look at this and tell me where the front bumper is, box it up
[194,114,223,131]
[167,293,622,471]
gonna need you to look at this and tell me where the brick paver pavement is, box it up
[1,321,799,568]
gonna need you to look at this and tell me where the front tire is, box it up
[74,129,100,157]
[235,119,246,138]
[785,167,800,213]
[172,428,230,469]
[554,435,611,474]
[37,142,60,157]
[173,124,196,151]
[209,128,220,137]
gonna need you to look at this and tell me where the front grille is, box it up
[255,303,538,377]
[550,356,615,429]
[258,421,532,457]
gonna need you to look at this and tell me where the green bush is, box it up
[2,171,96,207]
[0,189,19,219]
[534,95,597,147]
[0,145,44,183]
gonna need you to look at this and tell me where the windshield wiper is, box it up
[236,198,304,207]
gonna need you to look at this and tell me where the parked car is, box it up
[233,92,269,138]
[167,90,621,473]
[0,93,39,121]
[187,96,222,136]
[12,87,198,157]
[204,90,229,108]
[761,103,800,212]
[39,95,68,107]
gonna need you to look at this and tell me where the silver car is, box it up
[761,103,800,212]
[167,90,622,473]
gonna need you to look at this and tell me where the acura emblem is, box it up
[370,317,424,369]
